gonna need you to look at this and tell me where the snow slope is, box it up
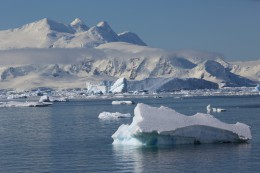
[231,60,260,82]
[118,31,147,46]
[112,103,251,145]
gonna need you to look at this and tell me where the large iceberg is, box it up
[112,103,251,146]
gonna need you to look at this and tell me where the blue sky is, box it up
[0,0,259,61]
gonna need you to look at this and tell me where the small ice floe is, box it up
[98,112,131,120]
[112,103,251,146]
[207,104,226,113]
[0,101,52,108]
[112,101,134,105]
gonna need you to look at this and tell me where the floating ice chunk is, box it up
[98,112,131,119]
[206,104,212,113]
[112,100,134,105]
[214,108,226,112]
[112,103,251,146]
[207,104,226,113]
[0,101,52,107]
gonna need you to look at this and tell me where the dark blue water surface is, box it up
[0,95,260,173]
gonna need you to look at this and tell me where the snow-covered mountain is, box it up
[0,42,257,90]
[0,19,258,90]
[0,18,146,50]
[231,60,260,82]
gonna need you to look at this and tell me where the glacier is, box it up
[112,103,251,146]
[109,78,127,93]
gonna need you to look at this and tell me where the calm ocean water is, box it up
[0,95,260,173]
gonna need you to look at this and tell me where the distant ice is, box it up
[98,112,131,120]
[112,103,251,146]
[112,100,134,105]
[255,84,260,92]
[39,95,68,102]
[49,97,68,102]
[7,94,27,100]
[39,95,51,103]
[0,101,52,107]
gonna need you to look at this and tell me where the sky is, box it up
[0,0,259,61]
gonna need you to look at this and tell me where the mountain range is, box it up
[0,18,146,50]
[0,18,258,90]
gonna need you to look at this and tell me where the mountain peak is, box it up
[28,18,75,33]
[70,18,89,32]
[36,18,61,27]
[118,31,147,46]
[31,18,53,29]
[0,18,147,50]
[97,21,110,28]
[71,18,84,26]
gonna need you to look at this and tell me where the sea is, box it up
[0,95,260,173]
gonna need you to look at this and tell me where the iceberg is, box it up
[98,112,131,120]
[112,103,251,146]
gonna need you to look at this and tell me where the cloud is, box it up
[0,48,105,65]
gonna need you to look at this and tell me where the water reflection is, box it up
[113,145,144,173]
[113,144,252,173]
